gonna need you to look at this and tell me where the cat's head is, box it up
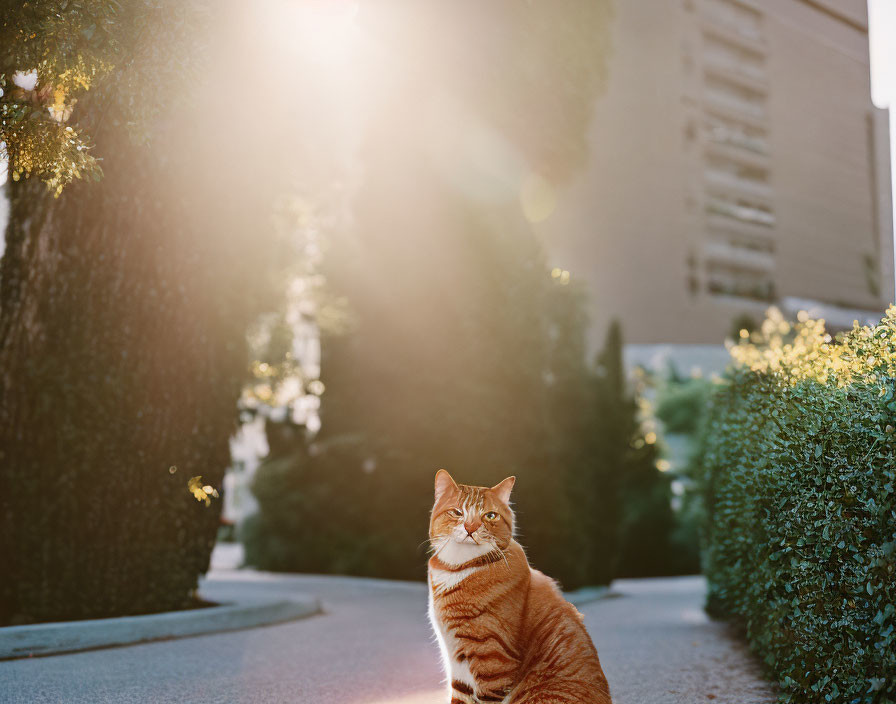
[429,469,516,562]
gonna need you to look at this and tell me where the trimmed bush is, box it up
[696,308,896,703]
[654,376,713,435]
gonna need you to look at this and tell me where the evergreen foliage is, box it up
[654,376,713,435]
[594,321,700,579]
[695,309,896,703]
[0,2,307,623]
[544,288,616,586]
[0,135,249,624]
[0,0,201,193]
[650,372,713,575]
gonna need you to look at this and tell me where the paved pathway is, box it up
[0,573,775,703]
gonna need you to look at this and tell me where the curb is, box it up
[0,595,321,660]
[565,586,612,607]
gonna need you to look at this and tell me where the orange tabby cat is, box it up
[427,469,612,704]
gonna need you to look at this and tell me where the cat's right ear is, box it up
[434,469,458,503]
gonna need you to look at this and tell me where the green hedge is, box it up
[697,310,896,703]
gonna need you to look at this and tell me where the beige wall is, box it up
[538,0,893,347]
[795,0,868,30]
[762,0,888,310]
[535,0,698,346]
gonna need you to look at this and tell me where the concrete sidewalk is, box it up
[0,568,320,660]
[0,572,776,703]
[590,576,776,703]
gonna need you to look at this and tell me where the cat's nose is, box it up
[464,521,481,535]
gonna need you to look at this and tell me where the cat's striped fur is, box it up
[428,469,612,704]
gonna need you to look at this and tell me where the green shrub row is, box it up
[696,310,896,703]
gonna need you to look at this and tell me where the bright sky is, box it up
[869,0,896,109]
[869,0,896,293]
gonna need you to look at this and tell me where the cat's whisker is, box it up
[431,538,450,560]
[495,546,510,570]
[420,537,446,554]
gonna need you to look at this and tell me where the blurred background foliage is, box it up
[653,374,714,436]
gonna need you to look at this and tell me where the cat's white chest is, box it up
[429,564,481,595]
[428,569,478,691]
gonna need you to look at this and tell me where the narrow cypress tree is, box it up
[592,320,689,578]
[585,319,629,583]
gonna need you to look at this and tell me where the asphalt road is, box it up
[0,573,776,704]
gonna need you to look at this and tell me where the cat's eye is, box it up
[483,511,498,521]
[448,508,463,517]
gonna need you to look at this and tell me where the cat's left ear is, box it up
[434,469,459,503]
[490,476,516,504]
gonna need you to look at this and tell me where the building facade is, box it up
[537,0,894,345]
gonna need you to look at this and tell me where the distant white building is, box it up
[223,278,323,527]
[224,415,268,526]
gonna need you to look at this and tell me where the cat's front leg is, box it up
[464,653,515,703]
[449,678,479,704]
[474,682,512,704]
